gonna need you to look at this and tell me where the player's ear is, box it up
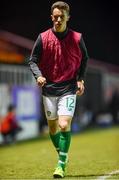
[67,15,70,22]
[51,15,54,21]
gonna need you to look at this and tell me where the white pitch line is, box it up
[97,170,119,180]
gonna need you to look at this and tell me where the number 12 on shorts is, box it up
[66,97,75,111]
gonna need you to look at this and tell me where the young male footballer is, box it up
[28,1,89,178]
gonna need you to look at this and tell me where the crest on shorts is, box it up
[47,111,51,116]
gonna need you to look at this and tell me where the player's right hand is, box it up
[37,76,46,87]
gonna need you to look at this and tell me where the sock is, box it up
[58,131,71,170]
[50,132,60,153]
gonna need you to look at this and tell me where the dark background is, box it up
[1,0,119,65]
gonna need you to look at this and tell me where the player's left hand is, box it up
[76,80,85,96]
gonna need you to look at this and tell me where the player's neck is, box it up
[52,28,69,39]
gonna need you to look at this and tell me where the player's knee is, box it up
[49,126,57,135]
[59,121,69,131]
[48,123,58,134]
[59,116,72,131]
[48,119,58,135]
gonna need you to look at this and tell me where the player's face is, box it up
[51,8,70,32]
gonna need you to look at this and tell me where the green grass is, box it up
[0,126,119,179]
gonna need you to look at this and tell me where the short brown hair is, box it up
[51,1,70,15]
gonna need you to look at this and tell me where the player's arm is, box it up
[76,36,89,95]
[28,35,46,87]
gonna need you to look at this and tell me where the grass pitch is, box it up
[0,126,119,179]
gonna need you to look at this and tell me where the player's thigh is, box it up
[43,96,58,120]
